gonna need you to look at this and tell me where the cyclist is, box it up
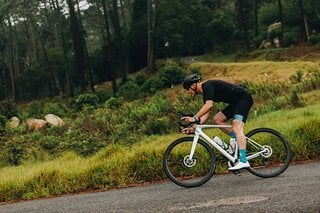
[181,74,253,170]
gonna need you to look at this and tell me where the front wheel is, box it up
[246,128,292,178]
[163,137,216,187]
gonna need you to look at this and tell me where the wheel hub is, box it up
[183,155,196,167]
[261,145,272,158]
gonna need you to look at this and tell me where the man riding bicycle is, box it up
[181,74,253,170]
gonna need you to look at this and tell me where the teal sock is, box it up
[239,149,247,163]
[229,131,236,138]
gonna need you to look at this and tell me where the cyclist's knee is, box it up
[213,112,227,124]
[232,123,244,136]
[213,117,222,124]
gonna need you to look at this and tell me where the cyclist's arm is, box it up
[199,111,210,124]
[181,100,213,124]
[183,105,211,134]
[195,100,213,121]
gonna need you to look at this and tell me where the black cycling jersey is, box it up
[202,80,247,104]
[202,80,253,122]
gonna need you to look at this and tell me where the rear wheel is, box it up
[246,128,292,178]
[163,137,216,187]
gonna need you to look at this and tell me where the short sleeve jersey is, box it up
[202,80,245,104]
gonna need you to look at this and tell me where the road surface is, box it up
[0,160,320,212]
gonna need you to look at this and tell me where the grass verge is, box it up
[1,104,320,203]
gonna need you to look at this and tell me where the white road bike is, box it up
[163,114,292,188]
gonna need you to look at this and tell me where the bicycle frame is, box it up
[188,124,269,164]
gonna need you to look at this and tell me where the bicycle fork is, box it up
[187,133,200,163]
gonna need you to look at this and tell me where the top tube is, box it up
[195,124,232,129]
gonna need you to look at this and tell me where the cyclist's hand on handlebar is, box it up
[181,116,199,124]
[181,127,195,135]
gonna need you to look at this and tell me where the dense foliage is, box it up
[0,0,320,101]
[1,61,320,167]
[0,0,320,203]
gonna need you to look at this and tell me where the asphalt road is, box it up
[0,160,320,213]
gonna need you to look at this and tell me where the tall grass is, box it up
[1,104,320,202]
[0,135,175,202]
[1,61,320,203]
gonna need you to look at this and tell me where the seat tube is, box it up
[188,132,200,160]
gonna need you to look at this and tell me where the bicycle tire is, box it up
[163,137,216,187]
[246,128,292,178]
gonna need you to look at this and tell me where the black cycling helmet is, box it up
[183,74,201,90]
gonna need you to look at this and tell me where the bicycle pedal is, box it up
[232,170,241,176]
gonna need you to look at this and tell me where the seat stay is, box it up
[246,136,265,149]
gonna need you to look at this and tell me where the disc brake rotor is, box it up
[261,145,272,158]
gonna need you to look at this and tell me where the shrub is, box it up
[143,117,170,135]
[287,89,303,107]
[46,125,67,137]
[0,99,18,118]
[43,102,69,117]
[269,29,282,41]
[6,145,24,166]
[63,131,105,156]
[297,71,320,93]
[141,76,164,94]
[95,89,112,103]
[241,80,288,100]
[0,114,6,134]
[26,100,44,118]
[135,71,147,86]
[73,93,99,111]
[292,119,320,158]
[252,35,266,48]
[105,97,123,109]
[2,137,25,166]
[188,66,202,75]
[290,69,304,83]
[309,34,320,45]
[282,31,298,47]
[159,62,184,87]
[116,81,141,101]
[39,136,60,151]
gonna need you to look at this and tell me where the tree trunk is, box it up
[278,0,284,35]
[0,51,8,98]
[253,0,259,37]
[147,0,157,72]
[41,0,60,95]
[67,0,87,92]
[101,0,118,95]
[126,0,133,20]
[111,0,127,83]
[119,0,126,25]
[237,0,250,50]
[76,0,95,91]
[40,40,60,95]
[7,18,16,100]
[53,0,73,95]
[298,0,310,42]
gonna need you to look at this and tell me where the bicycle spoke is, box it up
[246,128,292,178]
[163,137,216,187]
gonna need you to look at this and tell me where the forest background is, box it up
[0,0,320,203]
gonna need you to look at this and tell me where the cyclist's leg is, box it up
[213,107,233,135]
[229,94,253,170]
[232,94,253,148]
[232,118,245,150]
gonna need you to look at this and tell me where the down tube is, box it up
[199,132,235,162]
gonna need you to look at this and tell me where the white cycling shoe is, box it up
[228,161,250,170]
